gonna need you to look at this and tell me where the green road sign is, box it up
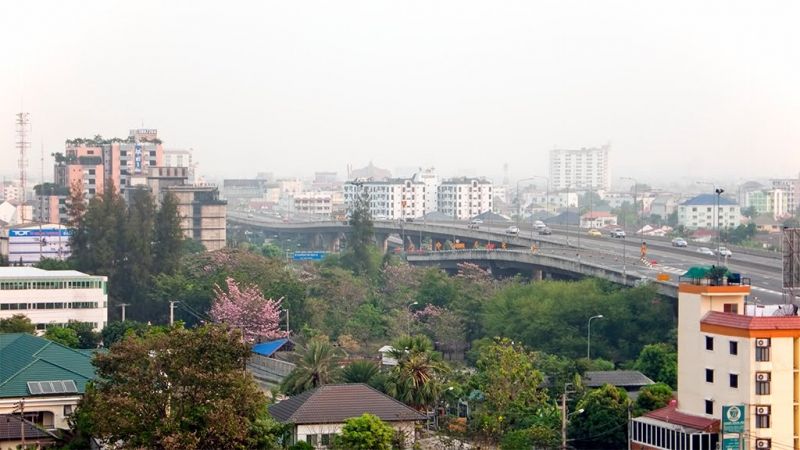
[722,437,741,450]
[723,405,745,433]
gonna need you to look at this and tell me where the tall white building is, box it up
[344,179,426,220]
[677,194,742,230]
[410,168,440,214]
[770,177,800,214]
[744,189,789,220]
[0,267,108,332]
[549,145,610,191]
[437,177,493,220]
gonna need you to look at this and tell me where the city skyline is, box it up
[3,1,800,183]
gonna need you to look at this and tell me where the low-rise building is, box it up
[677,194,741,230]
[437,177,493,220]
[0,267,107,332]
[0,224,71,265]
[344,179,426,220]
[0,333,96,432]
[294,192,334,217]
[165,184,227,251]
[580,211,618,229]
[744,189,789,220]
[269,383,425,448]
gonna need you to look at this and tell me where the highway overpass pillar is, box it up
[375,233,389,253]
[532,269,543,281]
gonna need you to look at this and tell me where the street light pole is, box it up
[407,301,418,335]
[587,314,604,359]
[715,188,724,266]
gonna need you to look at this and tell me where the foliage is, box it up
[181,238,207,255]
[281,339,342,395]
[342,188,379,277]
[385,335,449,410]
[0,314,36,333]
[569,384,631,448]
[634,343,678,389]
[153,192,185,274]
[211,277,288,342]
[101,320,151,347]
[500,426,560,450]
[44,326,79,347]
[482,279,675,363]
[76,324,268,450]
[342,360,381,384]
[470,338,554,440]
[723,223,756,245]
[288,442,314,450]
[35,258,75,270]
[634,382,674,416]
[260,242,283,258]
[414,305,467,357]
[332,413,394,450]
[66,321,101,349]
[741,206,758,219]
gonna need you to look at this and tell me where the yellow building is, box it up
[631,268,797,450]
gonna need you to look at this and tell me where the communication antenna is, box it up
[16,112,30,222]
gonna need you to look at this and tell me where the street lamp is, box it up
[407,301,419,335]
[715,188,725,266]
[620,177,641,238]
[587,314,604,359]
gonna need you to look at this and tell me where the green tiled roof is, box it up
[0,333,96,398]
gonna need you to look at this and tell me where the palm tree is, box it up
[281,340,341,395]
[342,360,380,384]
[385,335,449,410]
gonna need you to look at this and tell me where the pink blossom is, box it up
[210,277,289,342]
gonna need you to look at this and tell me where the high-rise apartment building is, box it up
[631,269,799,450]
[770,177,800,214]
[744,189,789,220]
[410,168,440,214]
[549,145,610,191]
[343,179,426,220]
[437,177,493,220]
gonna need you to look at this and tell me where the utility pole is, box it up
[118,303,130,322]
[561,383,574,450]
[169,301,179,325]
[13,398,25,448]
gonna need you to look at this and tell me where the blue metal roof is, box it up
[681,194,737,206]
[252,338,289,357]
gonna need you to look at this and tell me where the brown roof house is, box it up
[269,383,425,449]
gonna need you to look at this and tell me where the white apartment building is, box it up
[770,177,800,213]
[163,148,195,182]
[0,267,108,332]
[549,145,610,191]
[344,179,426,220]
[744,189,789,220]
[677,194,742,230]
[631,269,798,450]
[410,168,440,213]
[294,192,334,217]
[437,178,493,220]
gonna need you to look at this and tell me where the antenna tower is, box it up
[16,112,31,222]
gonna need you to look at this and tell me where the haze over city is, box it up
[3,0,800,183]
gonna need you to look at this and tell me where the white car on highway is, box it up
[697,247,714,256]
[505,225,520,235]
[717,247,733,257]
[468,219,483,229]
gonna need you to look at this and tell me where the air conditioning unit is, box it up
[756,405,771,415]
[756,372,771,382]
[756,338,771,348]
[756,439,771,449]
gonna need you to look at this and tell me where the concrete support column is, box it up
[375,233,389,253]
[532,269,543,281]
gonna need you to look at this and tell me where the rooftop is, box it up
[0,414,59,442]
[644,402,719,432]
[0,267,102,280]
[269,383,425,425]
[681,194,738,207]
[583,370,654,388]
[701,311,800,332]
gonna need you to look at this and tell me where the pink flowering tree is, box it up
[210,277,289,342]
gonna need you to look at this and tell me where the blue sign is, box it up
[134,144,143,173]
[292,251,327,261]
[9,228,72,237]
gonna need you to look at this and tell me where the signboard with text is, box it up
[8,227,72,264]
[722,404,745,433]
[292,251,327,261]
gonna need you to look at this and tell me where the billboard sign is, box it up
[292,251,327,261]
[722,404,745,433]
[722,437,740,450]
[8,227,72,265]
[134,144,143,173]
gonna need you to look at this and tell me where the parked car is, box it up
[697,247,715,256]
[610,228,626,238]
[505,225,520,235]
[717,247,733,257]
[468,219,483,229]
[538,227,552,235]
[671,237,688,247]
[587,229,602,237]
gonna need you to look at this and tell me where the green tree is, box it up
[76,324,268,450]
[634,343,677,389]
[181,238,206,255]
[333,413,394,450]
[741,205,758,219]
[35,258,75,270]
[385,335,449,410]
[66,321,101,349]
[101,320,150,347]
[342,360,381,384]
[0,314,36,333]
[282,340,342,395]
[634,382,674,416]
[569,384,631,448]
[153,192,185,273]
[44,326,80,347]
[342,188,379,276]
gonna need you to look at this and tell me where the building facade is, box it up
[744,189,789,220]
[677,194,741,230]
[0,267,107,332]
[165,185,227,251]
[294,192,334,217]
[343,179,426,220]
[549,145,611,191]
[437,177,493,220]
[770,177,800,214]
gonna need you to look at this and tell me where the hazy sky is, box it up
[2,1,799,185]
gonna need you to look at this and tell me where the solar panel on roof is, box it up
[63,380,77,392]
[40,382,54,394]
[52,381,65,393]
[27,381,42,395]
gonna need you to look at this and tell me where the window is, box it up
[321,434,334,446]
[729,341,738,355]
[756,338,771,361]
[756,372,771,395]
[705,369,714,383]
[729,373,738,388]
[723,303,738,313]
[306,434,318,445]
[705,336,714,351]
[705,399,713,415]
[755,406,771,428]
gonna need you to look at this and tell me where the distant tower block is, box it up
[503,163,509,186]
[16,112,31,222]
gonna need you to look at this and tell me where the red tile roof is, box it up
[701,311,800,330]
[644,403,719,432]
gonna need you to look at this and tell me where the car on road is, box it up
[533,220,546,231]
[587,229,602,237]
[697,247,714,256]
[468,219,483,229]
[717,247,733,257]
[505,225,520,235]
[609,228,626,238]
[374,214,389,221]
[538,227,552,235]
[671,237,688,247]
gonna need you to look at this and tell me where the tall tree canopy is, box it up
[210,277,288,342]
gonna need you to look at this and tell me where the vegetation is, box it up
[281,340,342,395]
[332,413,395,450]
[0,314,36,333]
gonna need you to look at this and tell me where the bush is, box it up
[288,442,314,450]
